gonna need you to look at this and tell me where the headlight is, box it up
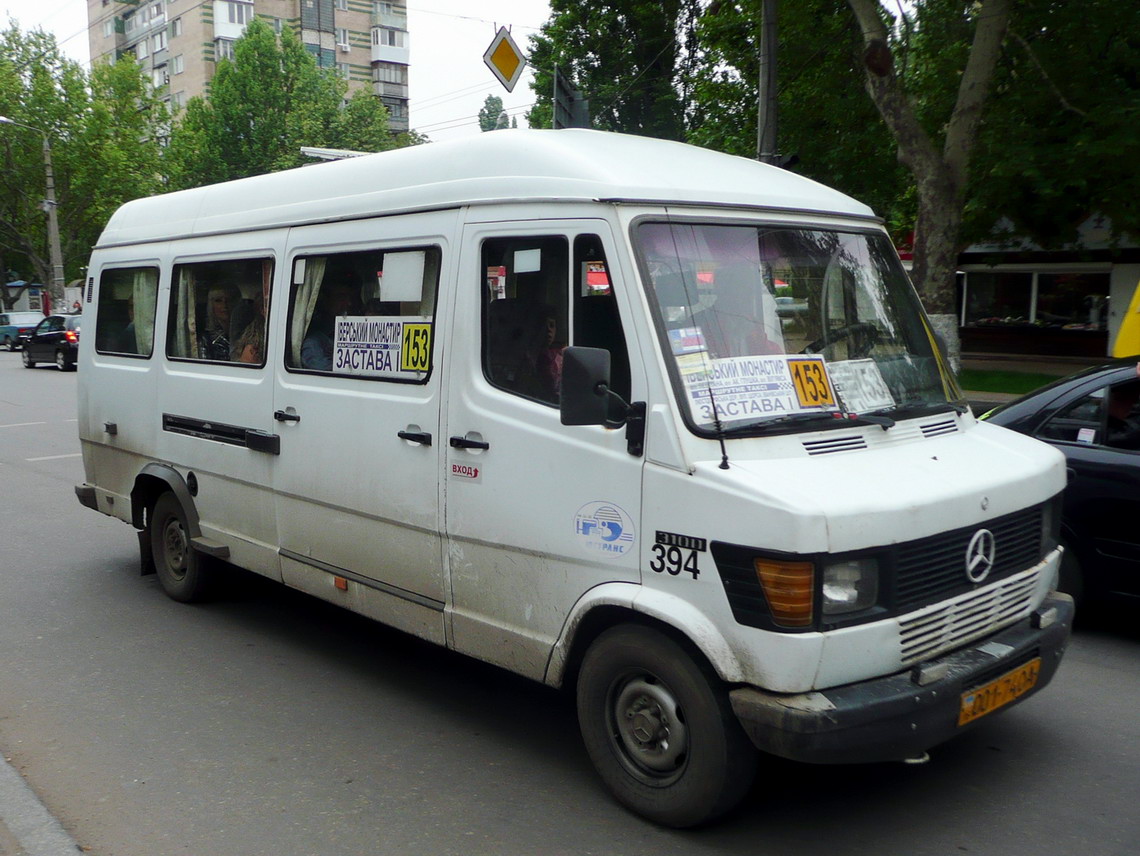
[822,558,878,616]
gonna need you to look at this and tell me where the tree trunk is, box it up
[846,0,1013,372]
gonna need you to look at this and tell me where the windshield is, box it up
[637,221,962,435]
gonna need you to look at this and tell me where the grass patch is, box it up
[957,369,1064,395]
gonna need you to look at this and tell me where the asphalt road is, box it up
[1,350,1138,856]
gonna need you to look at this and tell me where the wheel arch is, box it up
[546,584,744,693]
[131,463,200,536]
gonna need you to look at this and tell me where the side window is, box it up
[481,236,568,405]
[1106,378,1140,451]
[95,266,159,357]
[167,258,274,365]
[1037,389,1104,444]
[573,234,630,402]
[285,245,440,381]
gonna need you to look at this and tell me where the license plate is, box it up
[958,658,1041,726]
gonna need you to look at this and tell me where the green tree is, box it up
[164,19,406,190]
[527,0,704,139]
[0,25,166,304]
[479,94,510,131]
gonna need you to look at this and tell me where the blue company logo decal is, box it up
[574,502,636,558]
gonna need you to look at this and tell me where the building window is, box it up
[153,30,167,52]
[216,38,236,61]
[270,16,282,33]
[153,66,168,88]
[335,0,347,10]
[374,27,404,47]
[171,54,183,74]
[171,16,182,37]
[171,90,186,110]
[102,19,116,37]
[374,1,391,14]
[136,39,149,60]
[337,62,350,78]
[228,1,253,25]
[373,62,407,84]
[336,27,349,45]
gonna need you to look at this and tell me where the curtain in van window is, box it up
[289,257,326,366]
[132,268,157,355]
[172,267,198,358]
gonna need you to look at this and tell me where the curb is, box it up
[0,754,81,856]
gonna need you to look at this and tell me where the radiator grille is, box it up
[899,567,1040,665]
[895,504,1044,613]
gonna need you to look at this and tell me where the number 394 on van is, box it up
[75,129,1073,827]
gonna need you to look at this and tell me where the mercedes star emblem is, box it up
[965,528,996,583]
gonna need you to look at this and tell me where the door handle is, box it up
[274,409,301,423]
[449,435,490,451]
[398,430,432,446]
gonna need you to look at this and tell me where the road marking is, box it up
[25,453,82,462]
[0,421,47,429]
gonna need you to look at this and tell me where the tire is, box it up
[1,336,11,351]
[149,492,214,603]
[55,349,73,371]
[576,624,756,827]
[22,349,34,368]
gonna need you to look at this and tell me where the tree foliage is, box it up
[0,24,166,302]
[164,19,408,190]
[479,94,510,131]
[527,0,704,139]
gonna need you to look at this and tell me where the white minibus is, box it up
[76,129,1073,827]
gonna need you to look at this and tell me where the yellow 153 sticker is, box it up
[787,357,836,409]
[400,323,432,372]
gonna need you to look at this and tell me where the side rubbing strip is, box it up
[162,413,280,454]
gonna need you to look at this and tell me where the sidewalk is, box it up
[0,753,81,856]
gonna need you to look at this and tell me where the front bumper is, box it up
[730,592,1074,764]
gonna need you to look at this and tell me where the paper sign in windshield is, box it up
[334,315,431,379]
[827,359,895,413]
[684,354,839,423]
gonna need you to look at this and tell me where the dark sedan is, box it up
[982,358,1140,605]
[22,314,81,371]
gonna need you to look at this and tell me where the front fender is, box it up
[543,582,745,688]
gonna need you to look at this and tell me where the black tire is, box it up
[149,492,214,603]
[1,336,11,351]
[576,624,756,827]
[55,349,74,371]
[21,349,34,368]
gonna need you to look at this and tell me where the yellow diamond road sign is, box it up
[483,26,526,93]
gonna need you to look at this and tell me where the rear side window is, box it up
[167,257,274,365]
[284,245,441,382]
[94,267,160,357]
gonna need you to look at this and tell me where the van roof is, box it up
[96,129,877,248]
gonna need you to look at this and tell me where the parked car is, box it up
[982,358,1140,605]
[0,310,45,350]
[22,314,81,371]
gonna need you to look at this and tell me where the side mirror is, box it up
[561,347,615,426]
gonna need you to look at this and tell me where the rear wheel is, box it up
[55,349,74,371]
[22,349,34,368]
[576,624,756,827]
[149,492,214,602]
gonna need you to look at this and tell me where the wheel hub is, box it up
[611,676,688,777]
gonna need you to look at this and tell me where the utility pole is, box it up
[756,0,779,165]
[0,116,66,312]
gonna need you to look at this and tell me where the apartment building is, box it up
[86,0,410,132]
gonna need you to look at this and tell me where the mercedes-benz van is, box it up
[76,129,1072,826]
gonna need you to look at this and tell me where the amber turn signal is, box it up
[754,558,814,627]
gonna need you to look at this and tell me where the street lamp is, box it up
[0,115,66,313]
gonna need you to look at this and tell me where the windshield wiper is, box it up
[865,399,966,421]
[718,411,886,437]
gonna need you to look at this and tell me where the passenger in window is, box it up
[198,285,234,361]
[231,289,266,363]
[302,283,355,370]
[535,306,565,399]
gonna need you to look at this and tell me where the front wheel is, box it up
[1,336,12,351]
[149,492,214,602]
[577,624,756,827]
[22,349,34,368]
